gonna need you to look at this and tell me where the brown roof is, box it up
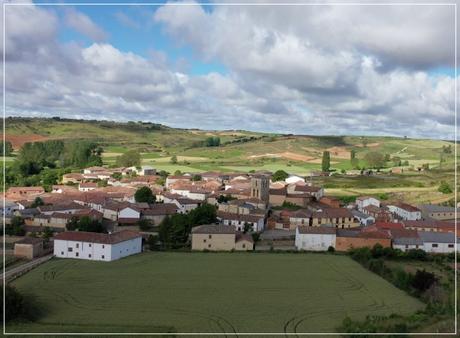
[15,237,44,245]
[142,203,177,216]
[269,187,287,196]
[294,185,322,193]
[54,230,141,244]
[297,226,336,234]
[392,202,420,212]
[192,224,235,234]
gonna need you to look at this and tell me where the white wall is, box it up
[422,242,455,253]
[54,237,142,262]
[295,229,336,251]
[357,198,380,211]
[118,207,140,219]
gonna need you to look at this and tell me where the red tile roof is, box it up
[54,230,141,244]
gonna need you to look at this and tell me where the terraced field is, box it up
[7,252,423,334]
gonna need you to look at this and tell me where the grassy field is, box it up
[8,252,424,334]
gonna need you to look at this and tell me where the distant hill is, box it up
[2,117,455,175]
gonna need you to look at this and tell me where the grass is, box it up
[8,252,423,334]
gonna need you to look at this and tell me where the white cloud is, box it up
[2,1,458,140]
[64,8,108,41]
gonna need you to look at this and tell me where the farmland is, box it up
[2,117,456,203]
[7,252,424,334]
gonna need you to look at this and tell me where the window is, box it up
[76,252,79,257]
[448,244,454,248]
[242,244,246,249]
[89,254,91,258]
[68,247,73,252]
[102,245,105,248]
[203,239,206,243]
[61,251,64,255]
[208,244,211,248]
[102,255,105,259]
[89,244,92,247]
[209,235,212,239]
[432,244,438,248]
[76,243,79,248]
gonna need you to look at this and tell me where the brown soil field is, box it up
[2,134,50,149]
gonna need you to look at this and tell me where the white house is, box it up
[418,231,456,253]
[356,196,380,211]
[54,230,142,262]
[388,202,422,221]
[217,212,265,232]
[351,210,375,226]
[295,226,336,251]
[392,237,424,252]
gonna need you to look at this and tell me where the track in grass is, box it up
[8,252,424,334]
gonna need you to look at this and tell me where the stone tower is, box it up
[250,174,270,202]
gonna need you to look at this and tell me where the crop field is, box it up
[8,252,423,334]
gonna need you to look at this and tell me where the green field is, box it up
[8,252,424,334]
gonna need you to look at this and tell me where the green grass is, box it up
[8,252,423,334]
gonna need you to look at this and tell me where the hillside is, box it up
[2,117,454,175]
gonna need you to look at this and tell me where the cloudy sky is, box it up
[3,0,458,139]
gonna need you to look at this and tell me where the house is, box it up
[418,204,460,221]
[191,224,236,251]
[388,202,421,220]
[287,183,324,200]
[62,173,84,184]
[402,220,456,233]
[191,224,252,251]
[311,208,359,228]
[165,175,192,188]
[295,226,336,251]
[51,185,78,194]
[6,186,45,200]
[418,231,456,253]
[356,196,380,211]
[118,204,141,225]
[83,166,107,174]
[79,182,98,192]
[390,229,423,252]
[141,203,177,224]
[235,233,254,250]
[163,194,200,214]
[126,165,156,176]
[351,209,375,226]
[54,230,142,261]
[1,199,19,216]
[14,237,45,259]
[335,229,391,251]
[319,196,341,208]
[217,211,265,232]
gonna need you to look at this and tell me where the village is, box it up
[2,164,458,263]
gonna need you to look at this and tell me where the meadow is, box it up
[8,252,424,334]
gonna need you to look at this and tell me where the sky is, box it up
[2,0,459,139]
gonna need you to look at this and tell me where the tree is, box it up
[170,155,178,164]
[42,226,53,242]
[272,170,289,182]
[384,153,391,162]
[134,186,155,203]
[438,181,453,194]
[68,216,104,233]
[411,269,436,293]
[0,141,13,156]
[243,222,252,233]
[364,151,385,169]
[116,150,141,167]
[147,234,159,251]
[138,219,153,231]
[350,149,356,160]
[6,216,25,236]
[174,170,182,176]
[192,174,202,181]
[30,197,44,208]
[205,137,221,147]
[3,285,38,322]
[321,151,331,172]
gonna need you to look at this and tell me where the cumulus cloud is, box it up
[2,1,458,140]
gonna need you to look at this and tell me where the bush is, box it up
[3,285,40,323]
[406,249,427,261]
[438,181,453,194]
[411,269,437,293]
